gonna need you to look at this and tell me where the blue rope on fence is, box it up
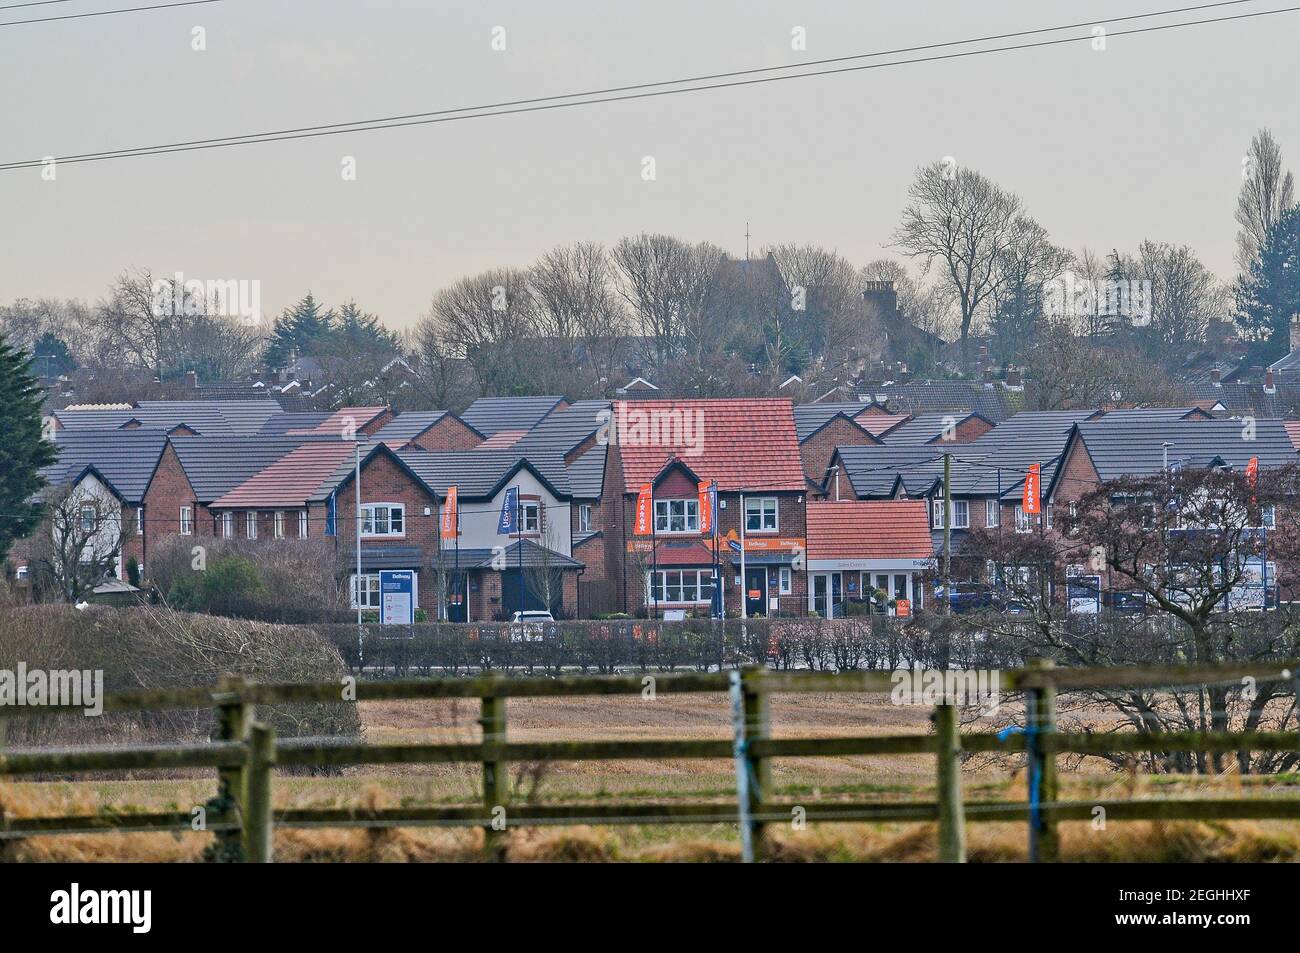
[998,724,1043,838]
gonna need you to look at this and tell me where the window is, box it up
[1263,504,1277,529]
[179,506,193,536]
[986,500,1000,527]
[136,508,144,535]
[79,505,96,533]
[350,573,380,609]
[246,511,257,539]
[299,510,309,538]
[1015,506,1031,534]
[932,499,968,529]
[646,569,714,604]
[745,497,778,532]
[220,512,233,538]
[520,500,541,533]
[274,511,285,538]
[778,566,792,594]
[578,504,593,533]
[361,503,405,537]
[654,498,698,534]
[1045,504,1053,530]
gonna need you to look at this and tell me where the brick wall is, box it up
[140,442,205,573]
[410,415,484,451]
[800,417,878,491]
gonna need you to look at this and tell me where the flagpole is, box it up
[651,484,658,618]
[517,486,524,619]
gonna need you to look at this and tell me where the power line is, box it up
[0,1,79,11]
[1,3,1293,171]
[0,0,1264,165]
[0,0,225,28]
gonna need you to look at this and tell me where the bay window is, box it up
[646,569,714,604]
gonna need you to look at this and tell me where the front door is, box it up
[745,566,767,617]
[446,572,468,622]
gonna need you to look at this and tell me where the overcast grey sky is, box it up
[2,0,1297,328]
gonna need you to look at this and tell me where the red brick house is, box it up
[604,399,807,618]
[805,500,934,617]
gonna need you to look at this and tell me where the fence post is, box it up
[934,703,966,863]
[480,675,508,861]
[739,665,770,861]
[243,722,275,863]
[212,674,249,861]
[1025,658,1059,863]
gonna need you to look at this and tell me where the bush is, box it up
[0,604,361,757]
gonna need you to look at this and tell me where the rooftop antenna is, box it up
[745,222,751,261]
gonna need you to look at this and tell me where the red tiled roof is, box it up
[614,399,804,492]
[856,412,912,437]
[1285,421,1300,451]
[286,406,387,437]
[806,500,933,561]
[476,428,527,450]
[210,442,358,508]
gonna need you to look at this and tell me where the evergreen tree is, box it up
[333,300,400,354]
[1237,205,1300,362]
[0,333,57,564]
[263,292,336,368]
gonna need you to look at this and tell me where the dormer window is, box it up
[654,499,698,534]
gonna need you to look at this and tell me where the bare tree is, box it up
[986,217,1072,364]
[612,233,721,368]
[30,483,127,603]
[1109,241,1228,351]
[529,242,629,394]
[892,162,1024,361]
[768,244,861,374]
[1026,319,1185,409]
[426,268,538,395]
[1235,127,1296,274]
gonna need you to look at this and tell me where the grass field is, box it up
[4,692,1300,861]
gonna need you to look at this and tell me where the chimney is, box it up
[1265,368,1276,395]
[1006,367,1022,388]
[1210,367,1221,385]
[185,369,198,389]
[1291,313,1300,354]
[862,280,898,319]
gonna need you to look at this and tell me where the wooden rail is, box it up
[2,659,1300,862]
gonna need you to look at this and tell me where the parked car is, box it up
[509,610,555,642]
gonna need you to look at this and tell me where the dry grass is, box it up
[5,691,1300,862]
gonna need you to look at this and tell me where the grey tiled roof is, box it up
[793,403,871,441]
[41,429,169,504]
[370,411,457,444]
[169,435,334,501]
[257,412,333,435]
[397,449,572,499]
[881,412,988,445]
[1184,382,1300,418]
[566,446,608,499]
[510,400,610,456]
[858,380,1026,422]
[1071,417,1297,482]
[57,399,283,436]
[1099,407,1210,422]
[460,396,567,436]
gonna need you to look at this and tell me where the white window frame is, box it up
[520,500,541,534]
[745,497,779,532]
[179,506,193,536]
[246,511,257,539]
[1263,504,1277,529]
[298,509,309,538]
[220,512,233,539]
[986,499,1000,527]
[578,503,593,533]
[778,566,792,594]
[1014,505,1031,534]
[1045,504,1053,530]
[361,503,406,538]
[350,572,381,609]
[274,511,285,538]
[653,498,699,534]
[136,508,144,535]
[646,568,714,605]
[79,505,96,533]
[933,499,968,529]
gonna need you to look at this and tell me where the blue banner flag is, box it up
[498,486,519,535]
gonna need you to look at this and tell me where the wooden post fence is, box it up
[934,703,965,863]
[213,674,249,862]
[739,665,770,862]
[480,676,508,861]
[244,722,275,863]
